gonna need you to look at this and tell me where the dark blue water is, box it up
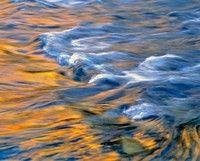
[1,0,200,160]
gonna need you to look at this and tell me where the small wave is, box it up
[12,0,97,7]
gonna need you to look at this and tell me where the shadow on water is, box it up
[0,0,200,160]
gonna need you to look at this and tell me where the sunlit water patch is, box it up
[0,0,200,160]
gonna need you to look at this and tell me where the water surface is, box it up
[0,0,200,160]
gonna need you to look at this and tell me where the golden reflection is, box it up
[1,43,199,159]
[0,44,121,159]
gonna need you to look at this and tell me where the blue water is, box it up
[39,0,200,121]
[1,0,200,160]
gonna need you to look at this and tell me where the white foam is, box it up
[123,103,157,120]
[139,54,180,70]
[125,72,156,82]
[88,74,118,84]
[68,53,88,65]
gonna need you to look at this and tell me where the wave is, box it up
[39,23,200,124]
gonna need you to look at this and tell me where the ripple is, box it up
[1,0,200,160]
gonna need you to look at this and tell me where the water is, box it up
[0,0,200,160]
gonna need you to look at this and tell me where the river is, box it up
[0,0,200,160]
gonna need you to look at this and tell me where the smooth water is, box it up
[0,0,200,160]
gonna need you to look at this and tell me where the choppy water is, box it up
[0,0,200,160]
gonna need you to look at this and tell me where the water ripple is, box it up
[0,0,200,160]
